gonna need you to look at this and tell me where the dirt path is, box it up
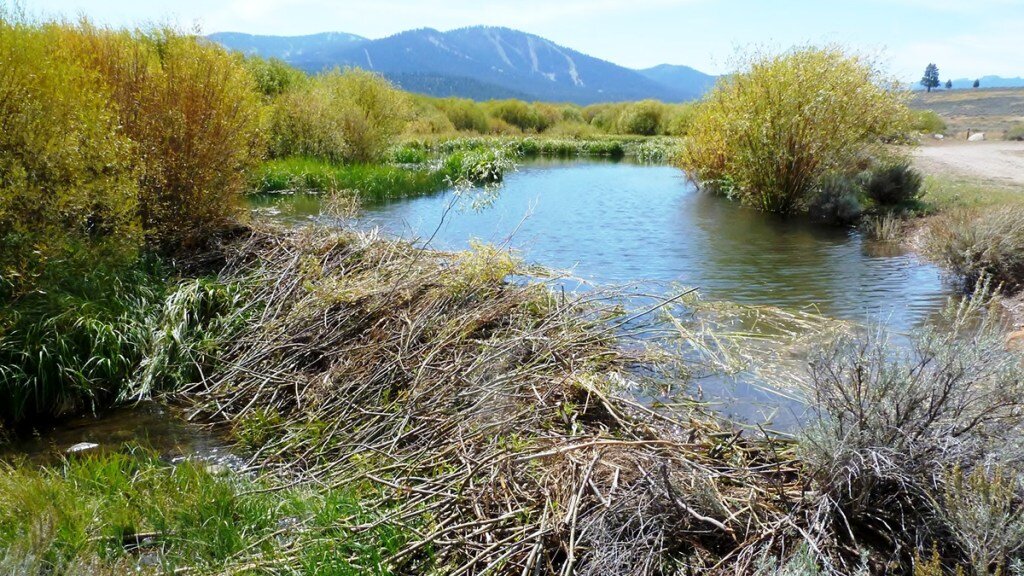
[914,140,1024,186]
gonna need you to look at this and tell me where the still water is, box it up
[266,158,951,332]
[13,159,951,457]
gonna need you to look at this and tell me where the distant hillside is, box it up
[209,27,715,104]
[206,32,367,69]
[638,64,718,99]
[911,75,1024,91]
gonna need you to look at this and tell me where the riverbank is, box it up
[4,222,1023,574]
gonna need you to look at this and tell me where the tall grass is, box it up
[924,205,1024,292]
[0,449,415,574]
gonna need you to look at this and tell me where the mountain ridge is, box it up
[209,27,716,104]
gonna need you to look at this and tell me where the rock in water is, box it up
[66,442,99,453]
[968,132,985,142]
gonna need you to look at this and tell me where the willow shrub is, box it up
[680,47,911,214]
[0,20,140,301]
[55,23,264,250]
[271,69,411,163]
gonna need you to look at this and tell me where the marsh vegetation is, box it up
[2,11,1024,576]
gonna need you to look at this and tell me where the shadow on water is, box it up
[0,401,239,467]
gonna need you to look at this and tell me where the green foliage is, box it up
[807,175,863,224]
[485,99,547,132]
[861,161,923,206]
[0,19,141,301]
[0,450,415,574]
[243,55,306,98]
[58,23,264,250]
[911,110,947,134]
[616,100,664,135]
[924,205,1024,291]
[255,158,452,201]
[681,46,912,214]
[0,264,164,424]
[921,63,940,92]
[1007,123,1024,141]
[432,97,491,133]
[271,68,411,163]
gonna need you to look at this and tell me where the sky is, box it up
[23,0,1024,80]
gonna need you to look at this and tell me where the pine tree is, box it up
[973,78,981,88]
[945,79,953,90]
[921,63,940,92]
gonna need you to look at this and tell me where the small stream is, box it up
[258,158,952,332]
[5,158,954,459]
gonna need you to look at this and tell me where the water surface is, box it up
[267,159,951,332]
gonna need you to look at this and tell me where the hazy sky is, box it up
[24,0,1024,79]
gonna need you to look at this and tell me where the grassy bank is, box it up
[250,136,682,198]
[0,448,413,574]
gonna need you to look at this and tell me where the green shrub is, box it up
[271,69,411,164]
[861,162,923,206]
[807,175,863,224]
[59,24,264,250]
[924,206,1024,291]
[911,110,947,134]
[433,97,490,133]
[244,56,306,98]
[680,46,911,214]
[485,99,542,132]
[616,100,664,135]
[0,20,141,301]
[1007,123,1024,141]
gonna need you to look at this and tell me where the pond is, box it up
[261,158,952,333]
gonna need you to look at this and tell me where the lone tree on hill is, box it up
[974,78,981,88]
[945,79,953,89]
[921,63,941,92]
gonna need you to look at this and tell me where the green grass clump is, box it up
[1006,123,1024,141]
[0,449,417,574]
[254,158,451,201]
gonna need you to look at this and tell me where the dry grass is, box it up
[157,226,811,574]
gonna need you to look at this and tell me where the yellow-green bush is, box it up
[0,20,140,299]
[616,100,665,135]
[432,97,490,133]
[57,23,264,249]
[680,46,911,213]
[911,110,947,134]
[271,69,411,163]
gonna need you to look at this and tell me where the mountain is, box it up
[637,64,718,99]
[206,32,367,69]
[209,27,714,104]
[911,75,1024,90]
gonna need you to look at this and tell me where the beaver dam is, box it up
[5,160,1024,575]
